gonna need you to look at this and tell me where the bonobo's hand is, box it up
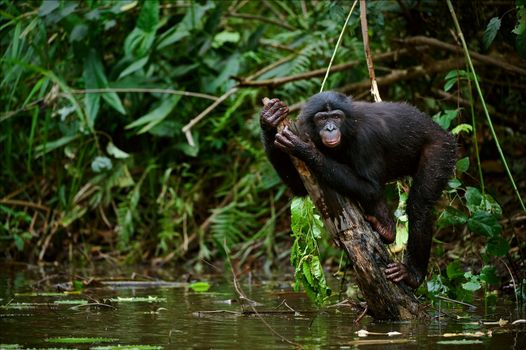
[274,126,316,160]
[260,98,289,132]
[385,262,420,289]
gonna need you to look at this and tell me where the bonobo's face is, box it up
[313,110,344,148]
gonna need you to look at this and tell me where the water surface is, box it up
[0,263,524,349]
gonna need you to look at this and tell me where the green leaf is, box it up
[91,156,113,173]
[465,187,483,211]
[118,56,149,79]
[124,28,155,58]
[60,206,88,227]
[38,0,59,16]
[13,234,25,251]
[302,259,314,285]
[448,178,462,189]
[467,211,502,237]
[456,157,469,173]
[84,51,126,120]
[212,31,240,48]
[486,236,509,256]
[125,96,181,133]
[46,337,117,344]
[137,0,159,32]
[156,2,215,51]
[462,280,481,291]
[446,260,464,280]
[70,24,88,43]
[189,281,210,292]
[483,17,501,49]
[437,340,483,345]
[432,109,458,130]
[35,135,78,158]
[443,78,457,92]
[465,187,502,215]
[426,275,448,295]
[106,142,130,159]
[451,123,472,135]
[480,265,500,285]
[444,70,461,81]
[437,206,468,228]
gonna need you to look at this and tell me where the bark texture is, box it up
[286,122,426,320]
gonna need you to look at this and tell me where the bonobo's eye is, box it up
[314,110,344,127]
[313,112,328,124]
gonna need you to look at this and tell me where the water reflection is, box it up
[0,263,524,349]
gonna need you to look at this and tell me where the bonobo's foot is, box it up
[365,215,395,244]
[385,262,420,289]
[260,98,289,131]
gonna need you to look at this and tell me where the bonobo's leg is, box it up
[385,141,455,288]
[365,200,395,244]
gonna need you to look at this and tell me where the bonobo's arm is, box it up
[275,127,396,244]
[275,127,382,202]
[260,99,307,196]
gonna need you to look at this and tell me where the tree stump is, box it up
[284,121,427,320]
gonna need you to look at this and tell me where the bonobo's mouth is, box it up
[322,135,341,148]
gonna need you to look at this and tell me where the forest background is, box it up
[1,0,525,302]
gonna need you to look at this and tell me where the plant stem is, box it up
[446,0,526,212]
[320,0,358,92]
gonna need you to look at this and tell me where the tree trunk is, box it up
[286,122,427,320]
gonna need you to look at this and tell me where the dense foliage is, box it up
[1,0,525,302]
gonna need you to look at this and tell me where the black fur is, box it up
[260,91,457,288]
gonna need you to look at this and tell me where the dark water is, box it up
[0,263,524,349]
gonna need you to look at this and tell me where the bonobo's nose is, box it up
[326,123,335,132]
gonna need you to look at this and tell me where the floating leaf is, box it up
[46,337,117,344]
[189,281,210,292]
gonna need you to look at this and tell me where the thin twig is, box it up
[436,295,476,309]
[341,57,465,93]
[320,0,358,92]
[237,50,409,88]
[0,199,50,212]
[402,36,526,76]
[360,0,381,102]
[499,257,519,307]
[181,88,238,147]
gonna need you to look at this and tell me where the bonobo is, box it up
[260,91,456,288]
